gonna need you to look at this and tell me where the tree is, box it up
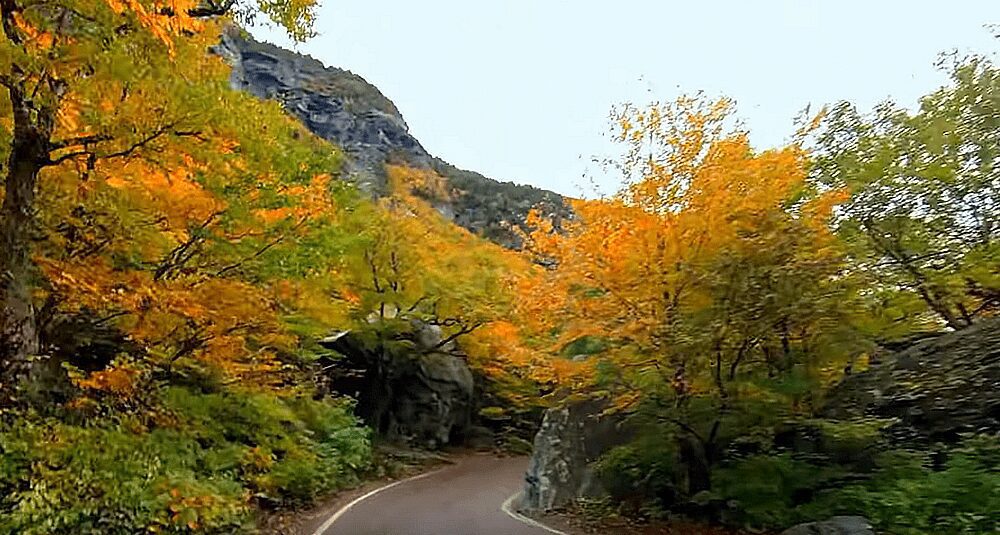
[518,95,855,493]
[0,0,316,399]
[333,165,524,349]
[810,51,1000,331]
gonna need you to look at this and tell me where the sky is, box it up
[252,1,998,197]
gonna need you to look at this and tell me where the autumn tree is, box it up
[0,0,316,399]
[810,51,1000,331]
[332,165,523,350]
[518,95,857,493]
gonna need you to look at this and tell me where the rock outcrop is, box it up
[780,516,875,535]
[319,323,474,449]
[214,28,430,193]
[214,28,569,249]
[822,317,1000,444]
[521,399,633,512]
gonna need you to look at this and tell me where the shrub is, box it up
[712,436,1000,534]
[0,388,371,533]
[596,430,681,518]
[818,436,1000,534]
[0,421,250,534]
[712,453,846,528]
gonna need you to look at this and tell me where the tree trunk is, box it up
[0,83,51,399]
[914,284,966,331]
[679,434,712,494]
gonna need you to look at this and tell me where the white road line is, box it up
[501,492,570,535]
[312,467,448,535]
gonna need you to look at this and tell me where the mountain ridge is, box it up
[215,27,570,248]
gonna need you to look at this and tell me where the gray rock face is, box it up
[215,27,430,194]
[521,399,633,512]
[822,317,1000,443]
[214,28,570,249]
[319,324,474,449]
[780,516,874,535]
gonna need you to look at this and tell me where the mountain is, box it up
[214,28,570,248]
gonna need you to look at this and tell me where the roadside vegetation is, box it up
[514,47,999,534]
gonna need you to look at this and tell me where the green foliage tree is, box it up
[811,52,1000,331]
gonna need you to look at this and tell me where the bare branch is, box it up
[154,211,222,281]
[215,234,287,277]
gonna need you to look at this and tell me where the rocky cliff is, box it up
[521,399,634,512]
[214,28,570,248]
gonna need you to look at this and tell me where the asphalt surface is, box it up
[321,455,552,535]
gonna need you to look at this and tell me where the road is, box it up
[319,454,555,535]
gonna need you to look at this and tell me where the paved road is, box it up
[321,455,552,535]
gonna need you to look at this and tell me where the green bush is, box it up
[712,453,847,528]
[0,422,250,534]
[819,437,1000,534]
[595,429,680,518]
[0,388,371,534]
[712,436,1000,534]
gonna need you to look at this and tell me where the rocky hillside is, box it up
[214,28,570,248]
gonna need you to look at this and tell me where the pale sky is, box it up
[252,1,998,197]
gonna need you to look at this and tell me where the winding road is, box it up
[316,455,560,535]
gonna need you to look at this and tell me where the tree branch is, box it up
[154,211,221,281]
[214,233,287,277]
[50,133,113,150]
[46,124,203,167]
[429,321,483,351]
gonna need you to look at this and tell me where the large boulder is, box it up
[822,317,1000,444]
[520,399,634,512]
[319,323,474,449]
[781,516,874,535]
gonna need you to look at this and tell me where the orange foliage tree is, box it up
[517,95,860,492]
[0,3,395,411]
[0,0,318,400]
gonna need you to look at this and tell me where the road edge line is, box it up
[311,467,448,535]
[501,492,570,535]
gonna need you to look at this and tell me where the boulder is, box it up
[520,399,634,512]
[781,516,874,535]
[822,317,1000,444]
[319,323,474,449]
